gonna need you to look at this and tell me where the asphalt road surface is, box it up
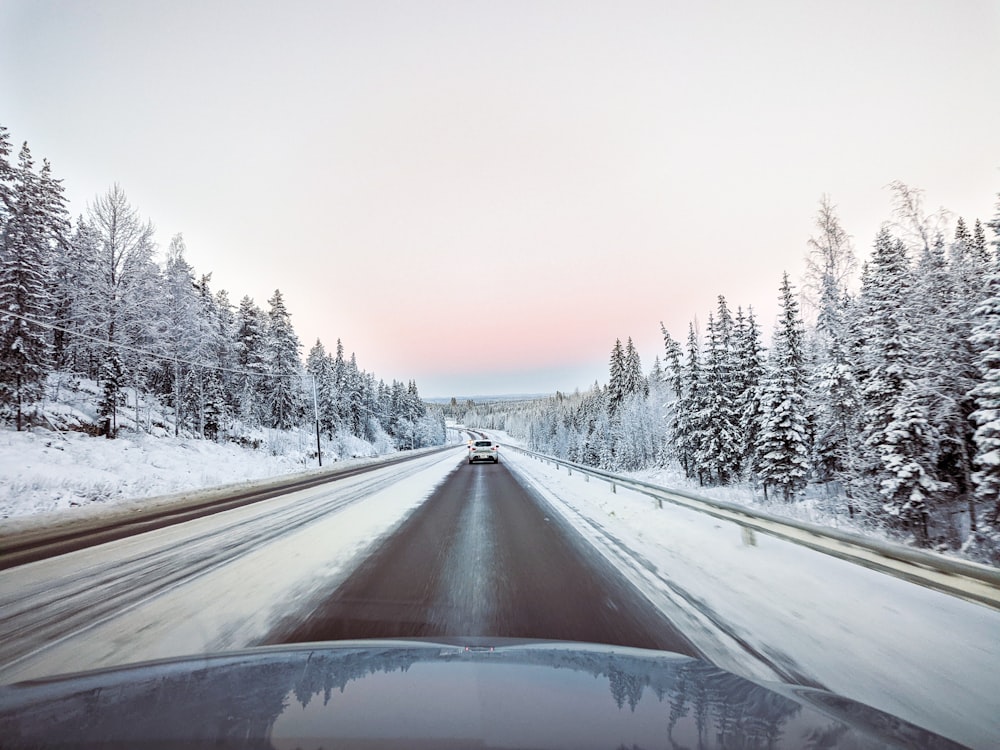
[266,460,699,655]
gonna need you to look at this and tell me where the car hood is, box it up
[0,638,960,749]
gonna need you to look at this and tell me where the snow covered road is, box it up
[0,449,465,683]
[2,440,998,747]
[263,456,696,654]
[498,446,1000,750]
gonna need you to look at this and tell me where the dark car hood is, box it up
[0,638,961,749]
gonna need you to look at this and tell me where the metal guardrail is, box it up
[506,445,1000,611]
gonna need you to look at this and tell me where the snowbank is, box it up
[497,442,1000,749]
[0,428,325,528]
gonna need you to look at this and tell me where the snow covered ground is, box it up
[0,422,467,533]
[0,428,311,524]
[0,449,467,683]
[1,372,464,530]
[491,437,1000,750]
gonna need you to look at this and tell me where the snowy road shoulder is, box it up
[0,449,466,684]
[0,429,322,529]
[501,446,1000,750]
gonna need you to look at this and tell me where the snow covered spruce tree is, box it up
[359,371,382,444]
[187,274,232,439]
[733,306,766,482]
[234,295,269,428]
[987,192,1000,257]
[0,126,11,212]
[204,286,238,438]
[332,338,351,431]
[156,234,205,435]
[647,354,671,465]
[96,344,126,436]
[607,338,626,416]
[662,305,763,486]
[755,273,811,501]
[966,200,1000,564]
[677,322,708,483]
[343,352,366,437]
[264,289,303,430]
[698,297,743,484]
[47,215,103,374]
[577,383,608,466]
[622,337,648,399]
[612,339,657,471]
[306,338,338,439]
[387,379,413,447]
[660,325,686,470]
[50,216,98,372]
[853,228,943,543]
[0,139,64,429]
[848,185,992,546]
[910,224,986,523]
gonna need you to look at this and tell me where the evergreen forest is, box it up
[0,125,445,454]
[462,189,1000,564]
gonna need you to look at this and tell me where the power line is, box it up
[2,308,427,420]
[2,308,300,380]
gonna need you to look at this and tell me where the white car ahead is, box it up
[468,439,499,464]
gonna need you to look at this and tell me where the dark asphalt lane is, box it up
[265,460,699,656]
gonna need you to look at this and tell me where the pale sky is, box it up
[2,0,998,397]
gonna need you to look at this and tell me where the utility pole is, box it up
[311,375,322,467]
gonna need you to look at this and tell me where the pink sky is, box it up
[2,1,998,396]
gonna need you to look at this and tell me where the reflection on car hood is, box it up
[0,638,961,749]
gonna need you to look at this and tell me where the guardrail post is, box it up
[584,474,589,483]
[568,467,572,476]
[611,482,616,494]
[741,527,757,547]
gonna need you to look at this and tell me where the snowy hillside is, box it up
[0,429,311,526]
[0,374,428,528]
